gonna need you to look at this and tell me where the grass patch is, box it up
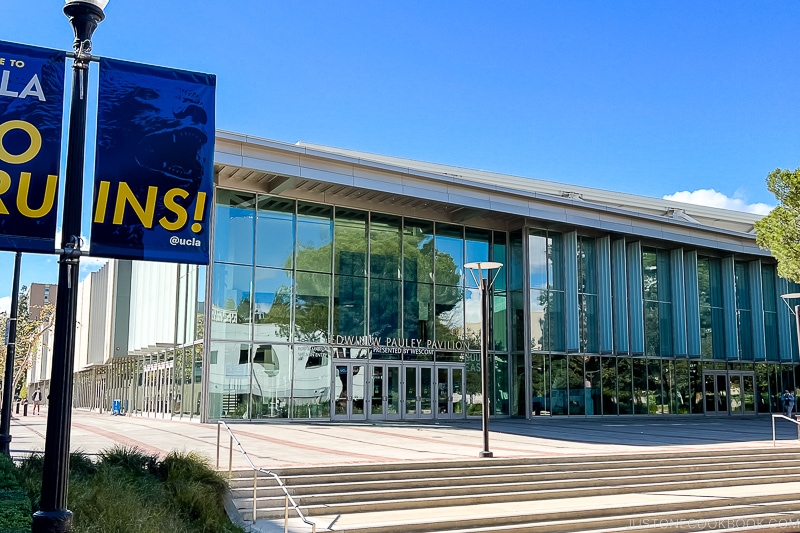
[11,447,245,533]
[0,453,31,533]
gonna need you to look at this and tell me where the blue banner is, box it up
[91,58,215,264]
[0,41,65,253]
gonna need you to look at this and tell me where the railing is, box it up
[216,421,317,532]
[771,414,800,448]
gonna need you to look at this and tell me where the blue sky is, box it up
[1,1,799,311]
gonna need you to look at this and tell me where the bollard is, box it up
[15,402,19,414]
[796,415,800,440]
[23,402,28,417]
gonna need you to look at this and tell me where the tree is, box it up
[755,168,800,281]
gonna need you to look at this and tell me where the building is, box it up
[31,131,798,422]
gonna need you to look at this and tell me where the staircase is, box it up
[228,449,800,532]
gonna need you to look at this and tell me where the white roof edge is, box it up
[214,130,766,230]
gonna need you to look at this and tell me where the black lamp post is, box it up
[465,261,503,458]
[31,1,107,531]
[0,251,22,457]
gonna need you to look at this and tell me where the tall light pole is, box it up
[780,292,800,398]
[0,252,22,456]
[465,261,503,458]
[32,1,107,531]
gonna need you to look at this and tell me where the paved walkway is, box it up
[9,408,800,467]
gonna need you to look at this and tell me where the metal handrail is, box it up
[216,421,317,532]
[771,414,800,448]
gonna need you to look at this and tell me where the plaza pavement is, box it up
[9,407,800,467]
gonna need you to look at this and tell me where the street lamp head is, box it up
[464,261,503,271]
[63,0,108,55]
[464,262,503,288]
[781,293,800,300]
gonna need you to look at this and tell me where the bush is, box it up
[0,453,32,533]
[14,447,244,533]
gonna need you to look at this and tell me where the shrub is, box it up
[0,453,32,533]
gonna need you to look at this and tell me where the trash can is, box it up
[112,399,121,416]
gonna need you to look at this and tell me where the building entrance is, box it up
[331,360,466,421]
[703,371,756,415]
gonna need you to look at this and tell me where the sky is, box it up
[1,0,799,313]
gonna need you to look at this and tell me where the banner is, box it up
[0,41,65,253]
[91,58,216,264]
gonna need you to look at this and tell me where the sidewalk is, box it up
[10,408,800,467]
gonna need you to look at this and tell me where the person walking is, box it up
[31,388,42,415]
[783,389,795,418]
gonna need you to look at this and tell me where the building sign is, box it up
[91,58,216,264]
[331,335,472,357]
[0,41,65,253]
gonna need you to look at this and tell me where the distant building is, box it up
[28,283,57,321]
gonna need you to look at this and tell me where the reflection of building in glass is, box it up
[27,131,798,423]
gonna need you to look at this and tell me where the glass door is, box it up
[436,366,466,419]
[404,365,434,419]
[369,364,401,420]
[703,371,732,415]
[332,362,366,420]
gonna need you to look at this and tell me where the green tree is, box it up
[755,168,798,280]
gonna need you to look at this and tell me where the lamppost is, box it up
[0,252,22,456]
[32,1,107,532]
[465,261,503,458]
[780,292,800,400]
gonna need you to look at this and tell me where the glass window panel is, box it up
[734,262,751,310]
[296,202,333,273]
[550,354,567,415]
[492,232,507,292]
[709,258,723,308]
[531,353,549,415]
[370,278,400,339]
[294,272,331,342]
[435,223,464,286]
[211,263,252,340]
[529,231,548,290]
[466,352,481,415]
[549,233,564,291]
[578,237,597,295]
[292,346,331,419]
[370,213,401,280]
[510,290,525,353]
[492,293,508,352]
[674,359,690,414]
[648,358,664,414]
[208,342,250,420]
[765,311,779,361]
[214,190,255,265]
[509,230,524,292]
[403,219,434,283]
[700,306,713,359]
[698,258,710,308]
[403,282,433,343]
[548,291,565,353]
[756,363,770,413]
[712,308,726,359]
[601,357,618,415]
[642,250,657,302]
[762,264,777,313]
[465,228,490,288]
[436,285,464,342]
[659,302,673,357]
[195,265,207,341]
[580,294,599,353]
[465,287,482,351]
[256,197,294,269]
[493,354,509,415]
[633,358,648,414]
[737,311,753,360]
[334,275,366,337]
[656,250,672,303]
[644,301,659,357]
[334,208,367,277]
[586,356,601,415]
[568,356,585,415]
[250,344,292,419]
[253,267,292,342]
[530,289,545,352]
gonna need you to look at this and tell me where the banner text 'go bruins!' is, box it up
[91,58,215,265]
[0,41,65,253]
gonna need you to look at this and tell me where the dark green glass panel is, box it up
[700,306,713,359]
[647,358,663,414]
[550,354,567,415]
[294,271,331,342]
[333,275,366,337]
[465,228,490,289]
[531,353,548,415]
[709,258,723,308]
[509,230,524,292]
[585,356,601,415]
[762,264,777,313]
[737,311,753,360]
[656,249,671,302]
[659,302,673,356]
[633,359,648,414]
[296,202,333,273]
[548,291,565,352]
[493,354,510,415]
[403,219,434,284]
[674,359,690,414]
[370,278,400,339]
[578,237,596,295]
[734,262,751,311]
[642,250,657,302]
[580,294,599,353]
[765,311,779,361]
[435,223,464,287]
[644,300,660,358]
[712,308,726,359]
[370,213,401,280]
[403,282,433,343]
[568,356,585,415]
[689,361,703,414]
[334,208,367,277]
[617,357,633,414]
[549,233,564,291]
[601,357,618,415]
[511,290,525,353]
[492,293,508,352]
[492,231,507,291]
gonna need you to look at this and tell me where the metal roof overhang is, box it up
[213,131,768,258]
